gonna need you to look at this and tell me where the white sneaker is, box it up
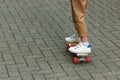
[65,34,80,42]
[69,43,91,55]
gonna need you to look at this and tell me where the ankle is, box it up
[80,36,88,42]
[81,42,89,46]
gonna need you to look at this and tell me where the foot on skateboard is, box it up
[66,42,91,64]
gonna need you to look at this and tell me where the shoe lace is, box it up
[74,43,82,49]
[71,34,77,38]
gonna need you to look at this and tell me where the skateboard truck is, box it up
[73,56,91,64]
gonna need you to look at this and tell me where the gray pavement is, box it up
[0,0,120,80]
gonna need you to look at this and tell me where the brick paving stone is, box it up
[50,64,64,73]
[91,73,106,80]
[38,62,51,70]
[58,76,81,80]
[44,72,66,79]
[33,74,46,80]
[77,70,92,80]
[106,76,118,80]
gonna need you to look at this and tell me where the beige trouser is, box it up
[70,0,88,37]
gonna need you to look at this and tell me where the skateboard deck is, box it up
[66,42,91,64]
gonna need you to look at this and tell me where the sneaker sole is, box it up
[76,53,89,57]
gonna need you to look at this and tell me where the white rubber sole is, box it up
[76,53,89,57]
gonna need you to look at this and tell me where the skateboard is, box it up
[66,42,91,64]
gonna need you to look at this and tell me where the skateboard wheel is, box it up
[73,57,79,64]
[85,56,91,63]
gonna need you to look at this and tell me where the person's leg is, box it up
[71,0,88,40]
[65,0,87,43]
[69,0,91,54]
[70,0,79,34]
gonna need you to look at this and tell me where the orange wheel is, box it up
[73,57,79,64]
[85,56,91,63]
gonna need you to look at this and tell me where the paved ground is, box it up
[0,0,120,80]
